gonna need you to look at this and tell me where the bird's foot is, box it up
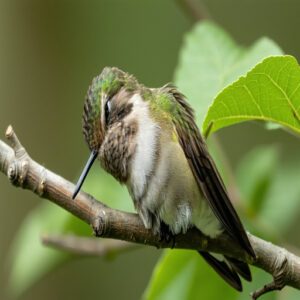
[159,222,176,248]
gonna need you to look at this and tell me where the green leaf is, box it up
[145,251,278,300]
[9,164,134,297]
[236,146,279,216]
[203,55,300,136]
[236,146,300,237]
[9,202,88,298]
[279,286,300,300]
[144,250,238,300]
[259,159,300,234]
[174,21,283,125]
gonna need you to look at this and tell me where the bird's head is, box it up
[73,67,138,198]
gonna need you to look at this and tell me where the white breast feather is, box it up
[126,94,222,238]
[128,94,159,199]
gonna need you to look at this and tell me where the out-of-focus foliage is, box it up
[258,159,300,235]
[174,21,282,125]
[9,167,134,296]
[236,146,300,240]
[145,250,275,300]
[144,250,237,300]
[9,203,82,298]
[82,167,134,213]
[203,56,300,136]
[236,146,279,217]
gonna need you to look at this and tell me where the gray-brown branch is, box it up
[1,125,300,299]
[41,234,137,256]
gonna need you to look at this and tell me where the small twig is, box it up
[1,125,300,299]
[251,282,283,299]
[203,121,214,139]
[41,234,137,256]
[176,0,210,21]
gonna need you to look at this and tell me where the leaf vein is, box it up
[242,85,263,116]
[253,72,300,122]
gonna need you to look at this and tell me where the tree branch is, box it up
[41,234,137,256]
[1,125,300,298]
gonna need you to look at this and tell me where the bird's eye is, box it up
[105,99,111,122]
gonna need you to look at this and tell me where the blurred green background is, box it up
[1,0,300,299]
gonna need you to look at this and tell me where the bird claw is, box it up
[159,222,176,248]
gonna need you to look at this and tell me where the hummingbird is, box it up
[73,67,255,291]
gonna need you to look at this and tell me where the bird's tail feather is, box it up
[224,255,252,281]
[198,251,251,291]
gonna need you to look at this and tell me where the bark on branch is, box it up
[1,125,300,299]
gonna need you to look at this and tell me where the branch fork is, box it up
[1,125,300,299]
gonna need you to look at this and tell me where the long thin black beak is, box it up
[72,150,98,199]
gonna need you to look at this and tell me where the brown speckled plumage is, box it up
[100,119,137,183]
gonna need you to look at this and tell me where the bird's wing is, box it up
[162,85,255,257]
